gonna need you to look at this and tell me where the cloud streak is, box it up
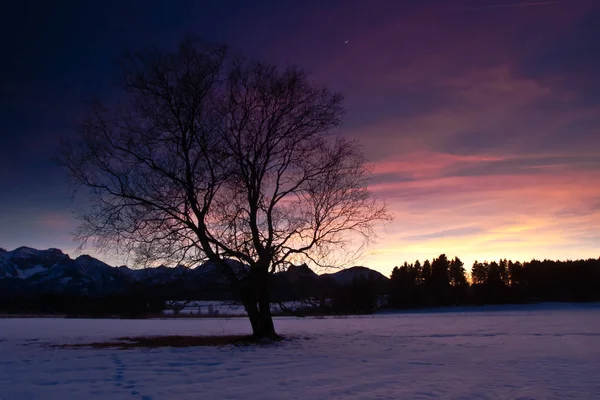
[405,227,486,241]
[464,1,561,10]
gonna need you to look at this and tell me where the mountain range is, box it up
[0,247,388,299]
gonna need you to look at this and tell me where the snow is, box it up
[1,303,599,399]
[16,264,47,279]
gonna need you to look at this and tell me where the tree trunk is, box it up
[244,297,277,339]
[257,282,276,337]
[242,269,278,340]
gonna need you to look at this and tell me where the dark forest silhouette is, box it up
[387,255,600,309]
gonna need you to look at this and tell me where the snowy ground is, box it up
[1,304,600,400]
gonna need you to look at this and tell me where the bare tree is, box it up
[60,38,391,339]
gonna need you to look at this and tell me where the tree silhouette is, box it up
[449,256,468,305]
[421,259,432,283]
[390,262,415,308]
[471,261,487,285]
[412,260,423,285]
[420,259,433,305]
[431,254,452,305]
[59,38,390,338]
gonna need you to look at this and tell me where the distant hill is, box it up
[321,266,388,285]
[0,247,387,300]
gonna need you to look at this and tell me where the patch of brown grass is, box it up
[55,334,283,349]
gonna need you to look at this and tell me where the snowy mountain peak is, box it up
[10,246,43,258]
[0,247,70,278]
[0,247,72,281]
[6,246,66,261]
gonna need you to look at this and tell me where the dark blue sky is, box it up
[1,0,599,271]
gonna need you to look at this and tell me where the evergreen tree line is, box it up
[388,255,600,309]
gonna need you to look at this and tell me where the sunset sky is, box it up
[1,0,599,275]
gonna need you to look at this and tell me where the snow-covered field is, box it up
[1,303,600,399]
